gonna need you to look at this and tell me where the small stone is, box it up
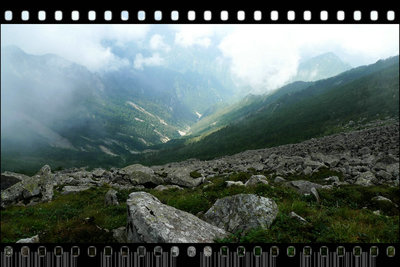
[310,187,320,203]
[324,176,340,183]
[289,211,308,224]
[105,189,119,205]
[373,210,382,216]
[154,185,183,191]
[245,175,268,187]
[16,235,40,243]
[225,181,244,187]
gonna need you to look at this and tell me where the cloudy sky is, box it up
[2,24,398,93]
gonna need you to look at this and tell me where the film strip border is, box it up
[1,243,398,267]
[0,8,398,23]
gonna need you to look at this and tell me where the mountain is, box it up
[137,56,399,165]
[1,46,236,173]
[2,46,398,174]
[291,52,352,82]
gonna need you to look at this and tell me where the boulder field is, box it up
[2,122,399,242]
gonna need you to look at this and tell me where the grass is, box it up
[1,171,398,243]
[1,186,127,242]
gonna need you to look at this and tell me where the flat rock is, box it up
[203,194,278,233]
[126,192,228,243]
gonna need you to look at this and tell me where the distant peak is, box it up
[2,45,25,54]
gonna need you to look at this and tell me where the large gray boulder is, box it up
[162,166,205,188]
[126,192,227,243]
[1,172,30,191]
[1,165,54,208]
[118,164,163,187]
[203,194,278,233]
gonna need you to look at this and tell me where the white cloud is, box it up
[218,24,399,93]
[1,24,397,91]
[1,24,150,71]
[173,25,216,48]
[150,34,170,51]
[134,53,165,70]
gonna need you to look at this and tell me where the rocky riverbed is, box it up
[1,121,399,243]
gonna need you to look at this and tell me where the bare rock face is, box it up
[126,192,228,243]
[203,194,278,233]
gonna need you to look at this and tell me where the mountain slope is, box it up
[138,56,399,165]
[1,46,235,173]
[291,52,352,82]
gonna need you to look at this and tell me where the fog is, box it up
[1,46,103,147]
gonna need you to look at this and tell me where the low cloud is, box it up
[2,24,398,92]
[173,25,216,48]
[150,34,170,51]
[133,53,165,70]
[218,24,399,93]
[1,24,150,72]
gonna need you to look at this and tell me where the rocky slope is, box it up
[1,121,398,243]
[2,121,399,207]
